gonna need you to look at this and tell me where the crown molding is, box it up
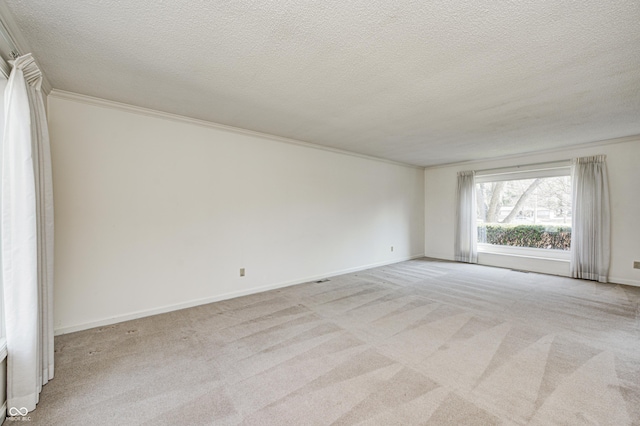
[49,89,425,170]
[0,2,53,93]
[424,134,640,170]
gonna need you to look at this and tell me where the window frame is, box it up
[475,161,572,261]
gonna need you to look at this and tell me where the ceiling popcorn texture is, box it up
[5,1,640,166]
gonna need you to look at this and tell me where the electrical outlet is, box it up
[391,246,394,252]
[240,268,245,277]
[634,261,640,269]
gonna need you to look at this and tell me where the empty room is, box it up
[0,1,638,425]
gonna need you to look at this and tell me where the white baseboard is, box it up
[477,252,570,277]
[423,252,455,262]
[609,277,640,287]
[54,254,425,336]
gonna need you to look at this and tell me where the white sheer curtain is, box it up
[570,155,610,283]
[1,53,54,413]
[455,170,477,263]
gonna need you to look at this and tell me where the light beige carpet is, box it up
[21,258,640,425]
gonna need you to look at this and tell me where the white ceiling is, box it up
[4,1,640,166]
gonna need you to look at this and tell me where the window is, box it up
[475,162,572,258]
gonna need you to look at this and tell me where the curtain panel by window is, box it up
[570,155,610,283]
[455,171,477,263]
[1,53,54,413]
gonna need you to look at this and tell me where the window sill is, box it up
[478,244,570,262]
[479,250,569,263]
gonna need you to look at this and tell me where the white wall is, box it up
[48,93,425,334]
[424,137,640,286]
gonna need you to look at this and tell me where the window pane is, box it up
[476,176,571,250]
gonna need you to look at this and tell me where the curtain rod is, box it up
[0,17,20,78]
[475,159,571,175]
[0,12,52,93]
[0,18,20,59]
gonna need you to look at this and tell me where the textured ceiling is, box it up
[4,1,640,166]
